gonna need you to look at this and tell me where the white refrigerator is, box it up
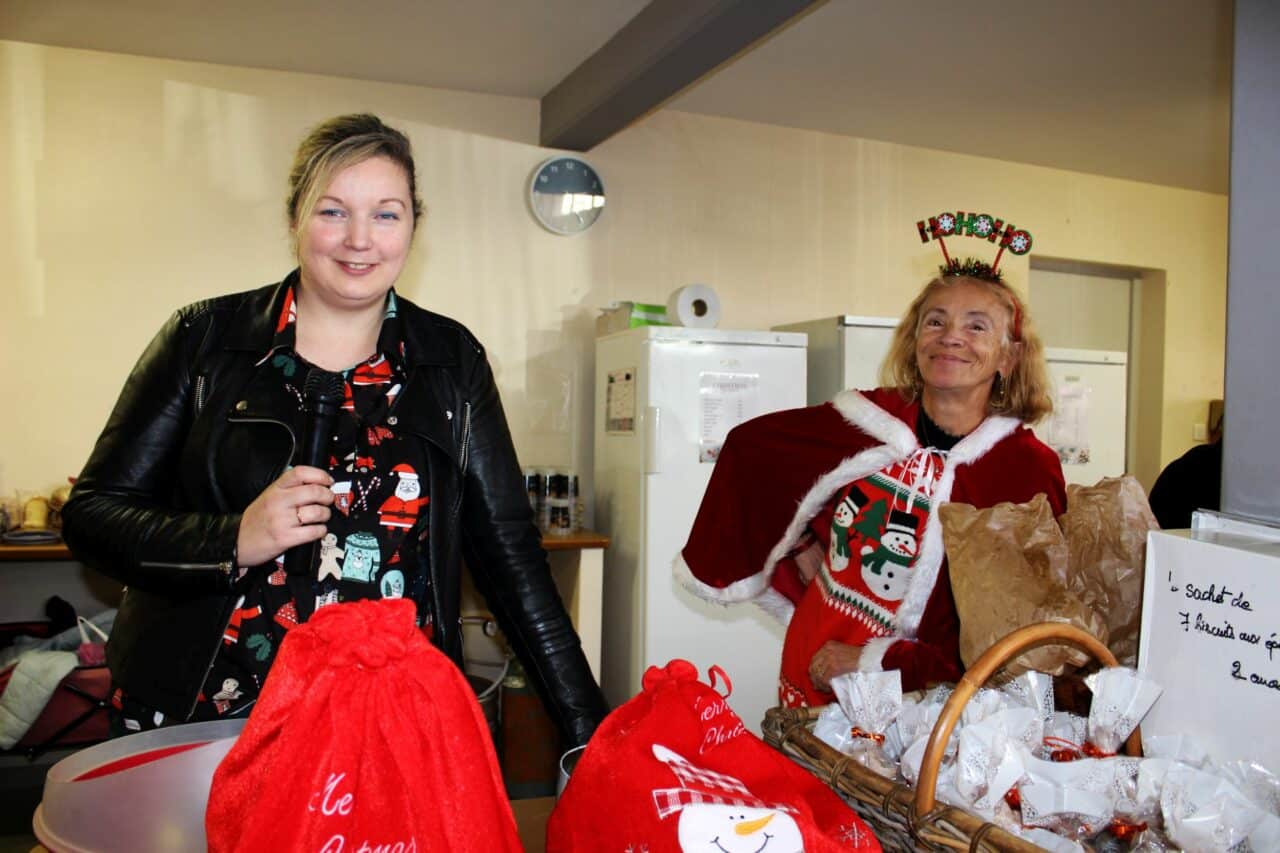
[593,326,808,732]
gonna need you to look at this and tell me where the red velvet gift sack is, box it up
[206,598,520,853]
[548,659,881,852]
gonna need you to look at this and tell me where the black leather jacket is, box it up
[63,274,607,745]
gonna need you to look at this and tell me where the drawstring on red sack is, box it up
[707,665,733,698]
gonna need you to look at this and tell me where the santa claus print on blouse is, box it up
[379,463,428,535]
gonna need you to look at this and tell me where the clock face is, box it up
[529,156,605,235]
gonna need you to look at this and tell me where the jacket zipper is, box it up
[449,401,472,527]
[225,414,297,466]
[140,560,235,572]
[193,374,208,416]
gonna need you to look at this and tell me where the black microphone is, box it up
[284,367,346,577]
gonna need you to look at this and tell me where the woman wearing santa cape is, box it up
[678,225,1066,708]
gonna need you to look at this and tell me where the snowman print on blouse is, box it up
[341,532,381,583]
[380,569,405,599]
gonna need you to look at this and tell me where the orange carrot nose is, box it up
[734,813,775,836]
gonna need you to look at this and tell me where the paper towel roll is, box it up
[666,284,721,328]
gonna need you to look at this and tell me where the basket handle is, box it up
[913,622,1141,816]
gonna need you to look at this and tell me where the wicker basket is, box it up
[761,622,1142,852]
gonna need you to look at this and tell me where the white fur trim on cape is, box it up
[674,551,794,624]
[857,637,899,673]
[674,550,771,604]
[754,587,796,625]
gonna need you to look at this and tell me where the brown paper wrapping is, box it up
[941,493,1106,677]
[1059,475,1157,666]
[941,475,1157,677]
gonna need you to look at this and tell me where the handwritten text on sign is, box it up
[1139,531,1280,767]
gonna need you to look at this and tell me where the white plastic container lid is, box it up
[33,718,246,852]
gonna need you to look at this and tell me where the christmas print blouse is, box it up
[113,287,432,731]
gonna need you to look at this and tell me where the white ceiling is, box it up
[1,0,1233,193]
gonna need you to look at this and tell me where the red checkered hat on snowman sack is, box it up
[547,659,881,852]
[650,743,799,817]
[205,598,521,853]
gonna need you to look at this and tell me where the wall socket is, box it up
[1193,423,1207,442]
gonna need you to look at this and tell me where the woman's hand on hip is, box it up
[808,640,863,693]
[235,466,334,567]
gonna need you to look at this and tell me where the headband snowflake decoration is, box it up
[916,211,1032,341]
[915,211,1033,283]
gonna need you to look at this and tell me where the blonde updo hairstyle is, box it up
[286,113,424,251]
[880,275,1054,424]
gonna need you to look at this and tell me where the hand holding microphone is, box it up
[236,368,345,570]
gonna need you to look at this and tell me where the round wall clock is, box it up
[528,156,606,235]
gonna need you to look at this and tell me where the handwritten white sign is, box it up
[1138,530,1280,768]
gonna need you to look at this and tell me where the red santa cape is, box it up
[676,388,1066,691]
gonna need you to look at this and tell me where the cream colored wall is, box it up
[1029,269,1133,353]
[1,40,1226,507]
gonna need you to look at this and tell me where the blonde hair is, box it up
[286,114,423,242]
[880,275,1054,424]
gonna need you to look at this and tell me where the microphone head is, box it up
[303,367,346,405]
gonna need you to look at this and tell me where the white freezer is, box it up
[594,326,807,732]
[1037,348,1128,485]
[773,315,898,405]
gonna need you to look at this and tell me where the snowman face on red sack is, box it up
[677,804,804,853]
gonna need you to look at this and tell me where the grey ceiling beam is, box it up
[540,0,827,151]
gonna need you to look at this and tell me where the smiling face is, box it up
[676,805,803,853]
[295,155,414,313]
[914,279,1016,408]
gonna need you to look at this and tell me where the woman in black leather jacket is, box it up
[62,114,606,747]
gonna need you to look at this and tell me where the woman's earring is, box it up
[992,372,1007,406]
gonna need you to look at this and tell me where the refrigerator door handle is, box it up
[644,405,661,474]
